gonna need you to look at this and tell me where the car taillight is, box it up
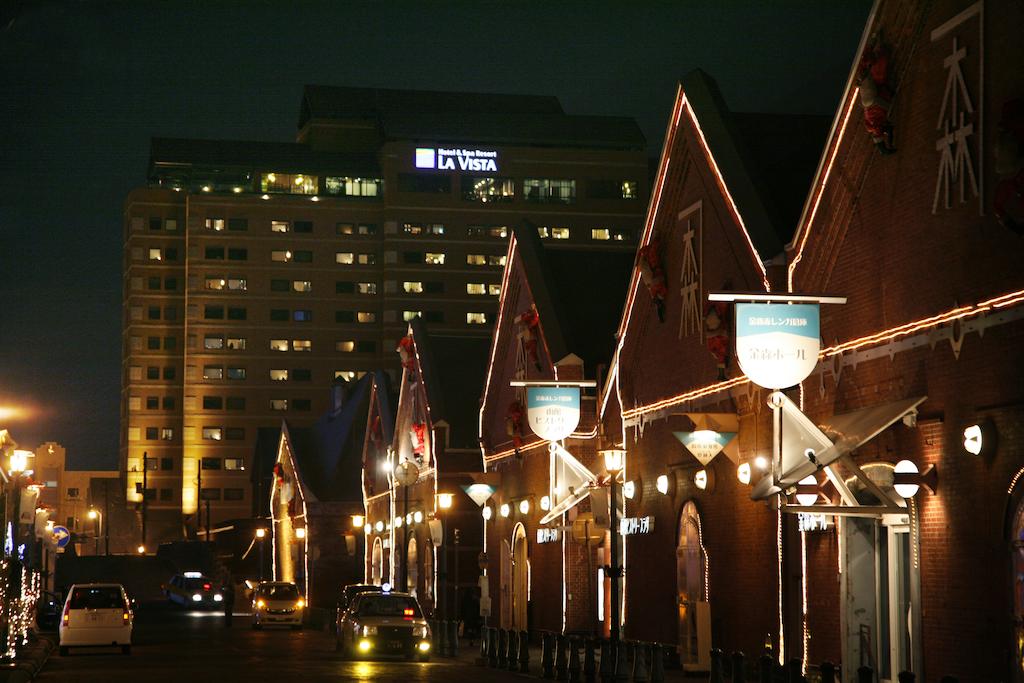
[62,603,70,626]
[203,583,211,591]
[123,611,130,622]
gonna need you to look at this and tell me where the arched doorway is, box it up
[677,501,710,671]
[407,536,419,597]
[511,523,529,632]
[371,537,383,585]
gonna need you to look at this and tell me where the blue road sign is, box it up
[52,525,71,548]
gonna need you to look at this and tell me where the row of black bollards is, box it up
[478,626,530,672]
[427,619,460,657]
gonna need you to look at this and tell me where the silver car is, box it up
[335,591,431,661]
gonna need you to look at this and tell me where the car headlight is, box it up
[413,625,429,638]
[256,599,266,609]
[192,594,202,602]
[362,625,377,636]
[296,599,305,609]
[213,594,223,602]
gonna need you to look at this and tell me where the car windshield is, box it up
[69,586,124,610]
[259,584,299,600]
[356,595,421,618]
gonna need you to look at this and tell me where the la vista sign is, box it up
[415,147,498,172]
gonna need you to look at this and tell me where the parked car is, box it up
[335,590,431,661]
[36,590,62,631]
[163,571,223,609]
[336,583,383,624]
[250,581,304,630]
[58,583,133,656]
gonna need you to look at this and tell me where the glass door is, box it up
[878,522,912,682]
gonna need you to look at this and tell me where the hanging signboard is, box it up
[673,430,737,466]
[527,387,580,441]
[735,303,820,390]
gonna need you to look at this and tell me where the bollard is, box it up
[520,631,531,673]
[497,629,508,668]
[897,673,915,683]
[758,654,773,683]
[650,644,665,683]
[488,627,499,668]
[938,678,958,683]
[731,651,746,683]
[568,638,582,683]
[614,641,630,683]
[857,666,873,683]
[449,619,460,657]
[599,639,613,683]
[583,638,597,683]
[819,662,836,683]
[507,626,519,670]
[786,658,802,683]
[542,632,556,679]
[477,624,487,664]
[555,634,569,681]
[632,642,649,683]
[709,648,725,683]
[438,620,448,657]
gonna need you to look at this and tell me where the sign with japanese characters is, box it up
[619,516,654,536]
[527,387,580,441]
[797,513,831,532]
[673,430,737,467]
[735,303,820,389]
[536,527,562,544]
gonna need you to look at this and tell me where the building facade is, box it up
[121,87,647,541]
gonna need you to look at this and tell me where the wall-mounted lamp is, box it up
[737,463,752,485]
[893,460,938,498]
[413,510,423,524]
[540,495,551,511]
[694,469,709,491]
[962,419,997,457]
[294,527,306,540]
[482,505,493,520]
[255,528,267,539]
[374,520,384,532]
[437,492,454,510]
[623,480,636,500]
[394,516,403,528]
[656,475,669,495]
[754,456,769,471]
[363,523,372,535]
[500,503,510,518]
[795,475,820,506]
[381,460,394,474]
[351,514,365,528]
[519,499,531,515]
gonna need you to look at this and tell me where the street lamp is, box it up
[87,509,103,556]
[600,448,626,647]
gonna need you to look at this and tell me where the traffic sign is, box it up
[52,525,71,549]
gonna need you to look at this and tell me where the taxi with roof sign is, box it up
[335,584,431,661]
[163,571,224,609]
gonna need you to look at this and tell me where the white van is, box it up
[58,583,133,656]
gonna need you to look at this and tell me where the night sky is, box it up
[0,1,871,469]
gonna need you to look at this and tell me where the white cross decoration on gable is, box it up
[678,201,702,340]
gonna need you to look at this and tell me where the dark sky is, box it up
[0,0,871,469]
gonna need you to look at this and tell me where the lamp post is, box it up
[140,451,149,553]
[437,492,454,655]
[255,527,267,581]
[87,509,102,556]
[394,461,420,593]
[601,448,625,647]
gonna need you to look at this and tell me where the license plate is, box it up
[388,640,402,649]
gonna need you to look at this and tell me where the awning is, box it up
[751,394,927,501]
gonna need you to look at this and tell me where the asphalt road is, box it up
[38,604,527,682]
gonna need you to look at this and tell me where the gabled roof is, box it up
[284,375,375,503]
[408,317,490,450]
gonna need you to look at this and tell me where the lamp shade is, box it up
[893,460,920,498]
[795,475,819,506]
[601,448,625,473]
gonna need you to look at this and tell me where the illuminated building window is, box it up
[270,339,289,352]
[202,427,223,441]
[550,227,570,240]
[488,284,501,296]
[358,282,376,295]
[466,313,488,325]
[260,172,318,195]
[336,252,354,264]
[292,339,312,352]
[467,225,508,238]
[621,181,638,199]
[270,399,288,411]
[336,340,355,353]
[293,309,312,322]
[270,369,289,382]
[159,428,174,441]
[292,280,312,293]
[228,278,246,290]
[403,222,445,236]
[592,228,611,241]
[462,177,515,203]
[334,370,357,381]
[467,283,486,295]
[358,253,376,265]
[325,176,382,197]
[466,254,486,266]
[357,311,376,324]
[203,365,224,380]
[487,255,507,266]
[271,221,290,233]
[204,335,224,350]
[424,252,446,265]
[537,226,550,238]
[586,179,639,200]
[148,248,162,261]
[224,458,244,471]
[403,311,422,322]
[205,218,226,231]
[524,178,576,204]
[404,281,424,293]
[272,250,293,263]
[226,337,246,350]
[337,223,354,235]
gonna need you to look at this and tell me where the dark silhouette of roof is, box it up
[513,222,634,374]
[148,137,380,175]
[285,374,375,503]
[678,69,830,258]
[408,317,489,451]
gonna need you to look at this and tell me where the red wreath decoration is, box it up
[516,308,542,370]
[410,422,427,462]
[704,300,730,380]
[396,336,417,381]
[858,33,896,155]
[506,401,525,457]
[638,235,668,322]
[272,462,285,485]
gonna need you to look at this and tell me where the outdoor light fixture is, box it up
[375,520,384,532]
[519,499,530,515]
[406,513,413,525]
[261,194,270,200]
[413,511,423,524]
[795,475,820,506]
[482,506,492,520]
[754,455,769,471]
[363,523,372,535]
[8,450,28,474]
[737,463,752,485]
[351,514,364,528]
[694,470,708,490]
[87,509,99,520]
[540,495,551,511]
[602,448,625,474]
[437,493,454,510]
[294,527,306,540]
[394,516,403,528]
[500,503,510,518]
[892,460,937,498]
[255,528,266,539]
[656,475,670,495]
[137,545,146,555]
[962,419,996,457]
[623,480,636,500]
[382,460,394,474]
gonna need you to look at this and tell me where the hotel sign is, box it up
[527,387,580,441]
[415,147,498,172]
[619,516,654,536]
[735,303,820,390]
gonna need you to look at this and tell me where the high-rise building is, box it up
[121,86,647,541]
